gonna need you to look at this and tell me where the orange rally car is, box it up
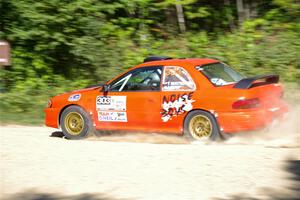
[45,56,289,140]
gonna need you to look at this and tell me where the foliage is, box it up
[0,0,299,124]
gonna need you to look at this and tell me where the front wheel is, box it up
[60,106,94,139]
[184,110,221,141]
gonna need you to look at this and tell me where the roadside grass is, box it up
[0,93,47,125]
[0,107,45,125]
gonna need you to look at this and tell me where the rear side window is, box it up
[196,62,245,86]
[162,66,196,91]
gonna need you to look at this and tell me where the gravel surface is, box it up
[1,125,299,200]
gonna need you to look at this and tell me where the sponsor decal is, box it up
[98,111,127,122]
[68,94,81,102]
[96,96,126,111]
[161,92,195,122]
[96,96,127,122]
[210,78,228,86]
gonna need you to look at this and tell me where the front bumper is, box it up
[44,108,60,128]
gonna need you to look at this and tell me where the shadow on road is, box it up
[213,159,300,200]
[49,130,189,144]
[3,160,299,200]
[50,131,64,138]
[2,190,129,200]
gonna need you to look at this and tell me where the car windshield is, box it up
[196,62,245,86]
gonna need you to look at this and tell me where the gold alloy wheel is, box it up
[64,112,84,135]
[189,115,212,139]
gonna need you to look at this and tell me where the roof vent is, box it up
[143,56,172,63]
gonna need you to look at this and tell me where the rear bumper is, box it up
[217,102,289,133]
[44,108,60,128]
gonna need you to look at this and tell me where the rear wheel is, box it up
[184,110,221,141]
[60,106,94,139]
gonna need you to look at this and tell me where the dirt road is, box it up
[1,125,299,200]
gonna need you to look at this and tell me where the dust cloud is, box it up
[87,104,300,148]
[223,104,300,148]
[222,86,300,148]
[89,132,189,144]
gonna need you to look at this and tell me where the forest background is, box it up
[0,0,299,124]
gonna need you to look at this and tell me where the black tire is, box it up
[60,105,95,139]
[183,110,221,141]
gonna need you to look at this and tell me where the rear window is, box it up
[196,62,245,86]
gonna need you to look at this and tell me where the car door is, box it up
[159,65,197,133]
[94,66,163,132]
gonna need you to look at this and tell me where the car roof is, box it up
[106,58,219,85]
[137,58,219,68]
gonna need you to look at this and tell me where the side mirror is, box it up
[102,85,110,93]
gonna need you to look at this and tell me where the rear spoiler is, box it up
[234,74,279,89]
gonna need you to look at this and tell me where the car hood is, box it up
[53,85,102,100]
[72,86,101,93]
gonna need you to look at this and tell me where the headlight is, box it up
[47,99,52,108]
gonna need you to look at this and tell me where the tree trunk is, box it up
[236,0,245,26]
[164,7,177,36]
[244,1,250,20]
[175,0,186,33]
[250,0,258,18]
[224,0,235,31]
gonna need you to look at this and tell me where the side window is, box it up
[162,66,196,91]
[110,74,132,91]
[110,66,162,92]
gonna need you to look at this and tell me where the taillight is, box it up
[232,98,260,109]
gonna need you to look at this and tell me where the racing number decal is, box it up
[97,96,111,105]
[96,96,127,122]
